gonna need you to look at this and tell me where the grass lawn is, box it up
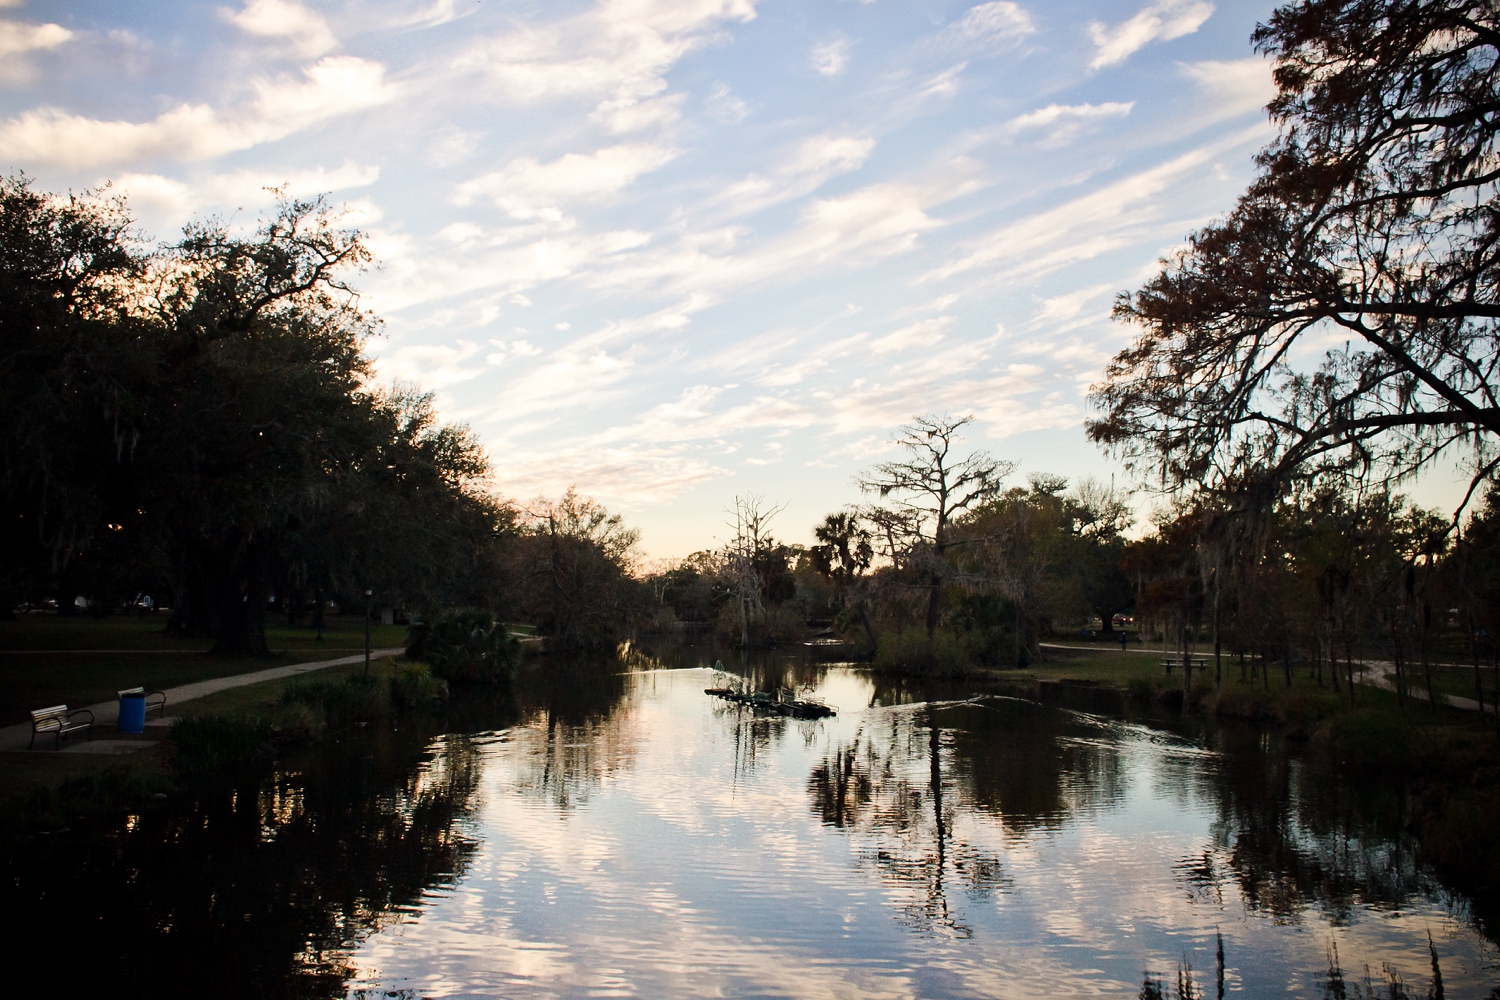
[0,614,410,724]
[169,656,403,721]
[1030,645,1179,684]
[1027,642,1422,717]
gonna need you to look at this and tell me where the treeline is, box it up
[644,414,1500,694]
[0,177,646,654]
[644,419,1133,669]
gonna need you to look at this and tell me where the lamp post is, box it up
[364,588,374,678]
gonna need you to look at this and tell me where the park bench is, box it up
[30,705,94,749]
[1162,656,1211,674]
[117,687,167,717]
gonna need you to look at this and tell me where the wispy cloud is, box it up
[927,128,1259,284]
[811,37,850,77]
[496,442,730,505]
[1179,57,1275,119]
[597,178,954,308]
[490,384,815,502]
[377,339,488,389]
[715,133,874,217]
[368,224,653,314]
[823,329,1078,437]
[454,144,678,219]
[0,56,395,167]
[1089,0,1213,69]
[452,0,755,107]
[704,83,750,124]
[113,161,379,230]
[224,0,337,57]
[0,17,71,81]
[0,18,69,56]
[1008,101,1133,146]
[871,316,953,354]
[942,2,1035,51]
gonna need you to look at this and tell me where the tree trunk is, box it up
[165,547,213,638]
[924,571,941,639]
[1317,626,1326,687]
[858,603,878,658]
[1345,639,1355,710]
[1422,603,1436,715]
[1163,617,1171,675]
[1180,621,1190,695]
[312,583,325,640]
[1392,633,1406,710]
[1212,578,1221,692]
[208,529,271,657]
[1470,611,1485,717]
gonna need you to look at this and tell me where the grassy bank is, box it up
[0,613,410,723]
[993,643,1500,918]
[0,656,444,837]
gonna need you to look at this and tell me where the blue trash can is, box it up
[117,688,146,734]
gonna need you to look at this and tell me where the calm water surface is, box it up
[8,647,1499,997]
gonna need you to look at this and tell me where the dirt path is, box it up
[0,648,406,753]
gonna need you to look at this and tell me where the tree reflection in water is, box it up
[809,691,1469,955]
[4,726,486,999]
[809,702,1014,937]
[1175,723,1435,928]
[509,647,634,810]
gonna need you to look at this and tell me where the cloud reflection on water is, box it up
[345,662,1499,998]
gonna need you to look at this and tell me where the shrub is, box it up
[281,672,386,724]
[1127,676,1160,706]
[1315,708,1411,770]
[406,608,520,684]
[1278,688,1338,738]
[269,700,324,742]
[391,662,449,710]
[171,716,273,780]
[1214,684,1277,721]
[873,628,979,674]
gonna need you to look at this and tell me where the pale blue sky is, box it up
[8,0,1422,557]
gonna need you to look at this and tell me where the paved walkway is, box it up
[1040,642,1163,655]
[1,647,405,753]
[1362,663,1496,715]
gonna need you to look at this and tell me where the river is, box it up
[6,642,1497,997]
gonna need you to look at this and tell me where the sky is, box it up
[5,0,1436,559]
